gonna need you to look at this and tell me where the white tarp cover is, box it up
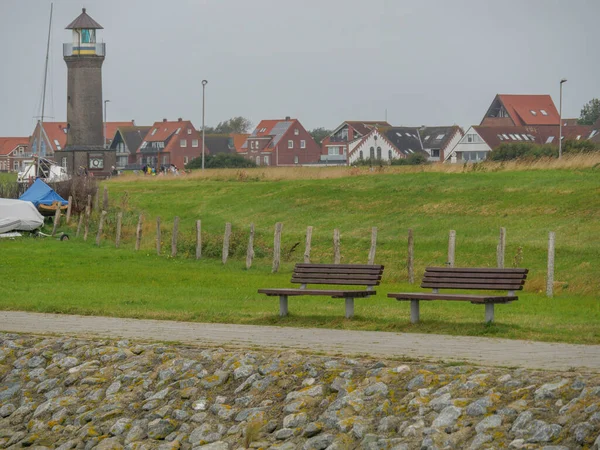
[0,199,44,233]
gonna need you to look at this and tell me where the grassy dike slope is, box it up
[1,167,599,344]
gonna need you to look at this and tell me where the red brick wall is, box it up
[274,120,321,165]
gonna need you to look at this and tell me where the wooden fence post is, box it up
[222,222,232,264]
[304,226,313,263]
[96,210,107,246]
[83,206,91,241]
[87,194,92,212]
[156,217,161,255]
[272,222,283,273]
[246,223,255,269]
[546,231,555,298]
[76,214,83,238]
[103,186,109,211]
[333,229,341,264]
[135,214,143,251]
[448,230,456,267]
[408,228,414,284]
[171,216,179,257]
[66,196,73,224]
[195,220,202,260]
[93,190,99,211]
[497,227,506,268]
[115,212,123,248]
[51,207,61,237]
[368,227,377,264]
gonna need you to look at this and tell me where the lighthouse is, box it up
[55,8,115,176]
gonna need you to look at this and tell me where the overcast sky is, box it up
[0,0,598,137]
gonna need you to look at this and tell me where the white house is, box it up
[444,127,492,163]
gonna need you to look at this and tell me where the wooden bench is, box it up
[258,263,384,319]
[388,267,528,323]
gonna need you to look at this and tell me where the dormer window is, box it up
[540,110,548,116]
[151,128,157,135]
[530,110,537,116]
[175,128,181,134]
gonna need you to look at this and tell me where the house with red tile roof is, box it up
[481,94,560,127]
[444,124,598,163]
[320,121,391,165]
[238,117,320,166]
[29,121,134,159]
[0,137,30,172]
[136,118,205,170]
[108,126,152,169]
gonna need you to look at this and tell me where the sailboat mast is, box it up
[37,2,53,178]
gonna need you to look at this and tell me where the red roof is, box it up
[232,133,249,153]
[144,119,197,143]
[0,137,29,156]
[497,95,560,126]
[105,121,135,142]
[33,121,135,152]
[253,120,281,137]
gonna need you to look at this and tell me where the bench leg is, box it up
[345,297,354,319]
[485,303,494,323]
[410,300,420,324]
[279,295,289,317]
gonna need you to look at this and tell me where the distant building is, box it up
[0,138,30,172]
[320,121,391,165]
[480,94,560,127]
[347,127,426,165]
[445,124,598,163]
[239,117,320,166]
[108,125,151,169]
[136,118,204,169]
[419,126,464,162]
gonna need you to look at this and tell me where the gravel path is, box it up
[0,311,598,371]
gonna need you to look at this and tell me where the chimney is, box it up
[178,118,182,122]
[285,116,291,121]
[163,118,167,122]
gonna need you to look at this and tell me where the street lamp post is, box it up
[103,99,110,149]
[201,80,208,171]
[559,79,567,159]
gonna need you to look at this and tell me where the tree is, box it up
[309,127,332,145]
[578,98,600,125]
[206,117,252,134]
[185,153,256,169]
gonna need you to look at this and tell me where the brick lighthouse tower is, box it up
[55,8,114,177]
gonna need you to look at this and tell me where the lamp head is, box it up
[202,80,208,86]
[560,79,567,84]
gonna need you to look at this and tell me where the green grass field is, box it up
[1,166,599,344]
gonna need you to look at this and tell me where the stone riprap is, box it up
[0,333,599,450]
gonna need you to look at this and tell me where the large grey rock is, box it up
[535,379,568,400]
[466,397,492,416]
[194,442,229,450]
[304,422,323,438]
[469,434,492,450]
[275,428,294,440]
[378,416,401,433]
[200,370,230,388]
[110,418,132,436]
[303,433,334,450]
[286,385,324,402]
[475,415,502,434]
[526,421,562,443]
[432,406,462,429]
[429,393,452,412]
[365,382,389,397]
[283,412,308,428]
[511,411,533,436]
[148,419,177,440]
[407,374,425,390]
[95,437,124,450]
[570,422,593,444]
[0,382,21,401]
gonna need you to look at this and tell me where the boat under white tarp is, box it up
[0,199,45,233]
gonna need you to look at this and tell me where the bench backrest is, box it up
[292,263,384,287]
[422,267,528,291]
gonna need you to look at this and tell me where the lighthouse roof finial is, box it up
[65,7,103,30]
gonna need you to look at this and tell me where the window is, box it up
[388,150,393,160]
[590,130,598,138]
[250,141,254,149]
[117,142,125,152]
[192,139,199,147]
[540,110,548,116]
[162,155,168,164]
[151,128,157,135]
[370,147,375,159]
[118,156,127,167]
[184,156,189,164]
[256,156,260,165]
[546,136,555,143]
[294,156,299,164]
[498,134,504,141]
[54,139,61,150]
[14,161,19,171]
[424,135,430,141]
[176,128,181,134]
[467,134,476,143]
[359,150,363,159]
[576,135,581,140]
[530,110,537,116]
[141,141,147,149]
[187,129,192,134]
[300,140,306,149]
[509,134,517,140]
[328,146,339,155]
[514,134,523,141]
[294,129,299,136]
[376,147,382,160]
[431,149,440,158]
[180,139,187,147]
[436,134,445,140]
[61,157,67,169]
[264,155,269,165]
[288,140,293,149]
[521,135,529,141]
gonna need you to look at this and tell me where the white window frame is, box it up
[294,156,299,164]
[184,156,189,164]
[294,128,299,136]
[300,140,306,149]
[288,140,293,149]
[192,139,199,147]
[263,155,269,165]
[187,129,192,134]
[180,139,187,147]
[250,141,255,150]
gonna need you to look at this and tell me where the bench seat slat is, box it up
[258,288,375,298]
[421,282,523,290]
[388,293,518,303]
[424,272,527,280]
[295,268,384,275]
[425,267,528,274]
[291,278,380,286]
[292,273,382,281]
[422,277,525,285]
[296,264,384,270]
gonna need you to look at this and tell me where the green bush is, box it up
[186,154,257,169]
[489,140,599,161]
